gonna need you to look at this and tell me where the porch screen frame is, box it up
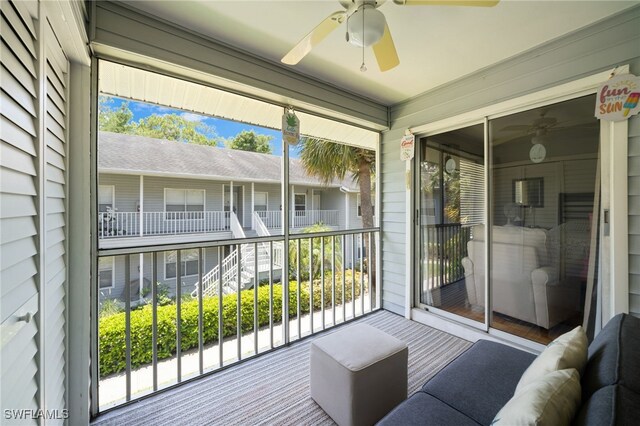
[91,58,383,416]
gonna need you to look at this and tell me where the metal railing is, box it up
[96,228,379,411]
[424,223,471,289]
[98,211,230,238]
[255,210,340,229]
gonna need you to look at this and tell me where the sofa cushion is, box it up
[421,340,535,425]
[376,391,481,426]
[493,368,581,426]
[516,326,587,393]
[573,384,640,426]
[583,314,640,398]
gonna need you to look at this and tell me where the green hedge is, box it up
[99,271,366,376]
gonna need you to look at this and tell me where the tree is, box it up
[224,130,273,154]
[98,96,222,146]
[98,96,134,133]
[298,138,377,295]
[133,113,221,146]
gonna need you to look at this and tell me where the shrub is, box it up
[99,271,367,377]
[99,299,124,319]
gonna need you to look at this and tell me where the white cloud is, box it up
[181,112,206,122]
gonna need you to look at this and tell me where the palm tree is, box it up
[298,138,376,296]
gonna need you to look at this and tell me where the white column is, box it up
[345,192,350,229]
[139,175,144,302]
[345,192,350,268]
[251,182,255,229]
[311,189,315,224]
[230,181,234,216]
[139,175,144,236]
[291,184,295,228]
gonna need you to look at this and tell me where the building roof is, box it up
[98,131,358,190]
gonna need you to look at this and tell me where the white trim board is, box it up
[409,67,629,137]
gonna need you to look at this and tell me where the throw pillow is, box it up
[515,325,587,394]
[492,368,581,426]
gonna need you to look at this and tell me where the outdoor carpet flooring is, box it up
[92,309,472,426]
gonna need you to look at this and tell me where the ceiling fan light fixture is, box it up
[347,5,386,47]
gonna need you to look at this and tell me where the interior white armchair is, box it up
[462,225,580,329]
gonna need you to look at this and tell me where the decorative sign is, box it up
[400,132,415,161]
[282,110,300,145]
[595,73,640,121]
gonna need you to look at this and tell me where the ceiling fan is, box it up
[281,0,500,72]
[501,112,559,144]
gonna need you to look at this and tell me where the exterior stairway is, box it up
[191,213,283,298]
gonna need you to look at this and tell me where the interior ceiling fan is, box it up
[281,0,500,72]
[494,109,600,148]
[501,112,559,144]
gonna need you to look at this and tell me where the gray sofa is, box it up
[378,314,640,425]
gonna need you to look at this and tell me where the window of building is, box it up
[165,189,205,220]
[98,185,114,213]
[254,192,268,211]
[165,249,199,279]
[98,257,115,289]
[294,193,306,211]
[165,189,205,212]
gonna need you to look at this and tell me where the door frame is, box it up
[409,67,629,348]
[223,184,245,226]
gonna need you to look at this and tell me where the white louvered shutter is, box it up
[43,15,69,421]
[1,1,70,423]
[1,0,41,422]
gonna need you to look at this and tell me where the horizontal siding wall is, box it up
[103,248,222,301]
[253,183,281,211]
[381,130,408,314]
[381,6,640,315]
[99,173,138,212]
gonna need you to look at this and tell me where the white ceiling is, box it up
[122,0,638,106]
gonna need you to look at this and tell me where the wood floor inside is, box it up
[430,280,583,345]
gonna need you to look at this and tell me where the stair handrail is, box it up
[230,212,245,239]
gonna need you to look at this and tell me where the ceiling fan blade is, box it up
[281,11,346,65]
[393,0,499,6]
[372,24,399,72]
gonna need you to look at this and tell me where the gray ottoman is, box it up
[310,323,408,426]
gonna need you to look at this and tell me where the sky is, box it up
[106,96,301,158]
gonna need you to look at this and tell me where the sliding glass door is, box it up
[488,95,599,343]
[418,123,485,325]
[418,94,601,344]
